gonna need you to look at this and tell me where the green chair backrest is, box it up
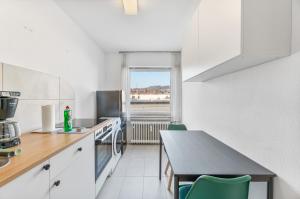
[186,175,251,199]
[168,123,187,131]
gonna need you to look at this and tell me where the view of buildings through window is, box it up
[130,69,171,116]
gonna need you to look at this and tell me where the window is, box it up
[129,68,171,118]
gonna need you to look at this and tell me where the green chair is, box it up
[179,175,251,199]
[165,123,187,191]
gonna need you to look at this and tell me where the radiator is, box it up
[130,121,169,144]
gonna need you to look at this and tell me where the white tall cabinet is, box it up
[182,0,292,81]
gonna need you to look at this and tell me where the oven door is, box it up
[95,131,112,181]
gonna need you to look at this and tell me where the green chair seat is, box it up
[179,175,251,199]
[168,123,187,131]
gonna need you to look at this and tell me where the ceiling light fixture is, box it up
[122,0,138,15]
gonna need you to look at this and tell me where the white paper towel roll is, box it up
[41,104,55,132]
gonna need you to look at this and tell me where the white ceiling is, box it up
[55,0,199,52]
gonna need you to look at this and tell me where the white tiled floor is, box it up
[97,145,174,199]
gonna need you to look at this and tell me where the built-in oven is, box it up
[95,123,113,181]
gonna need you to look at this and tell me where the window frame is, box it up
[128,67,173,119]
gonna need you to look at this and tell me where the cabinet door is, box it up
[197,0,241,71]
[0,161,50,199]
[182,0,241,81]
[50,134,95,199]
[182,6,199,81]
[50,133,94,179]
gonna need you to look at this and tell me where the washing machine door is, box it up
[114,127,122,155]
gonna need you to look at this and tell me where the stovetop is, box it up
[56,119,108,129]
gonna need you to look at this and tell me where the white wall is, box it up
[102,53,122,90]
[292,0,300,53]
[0,0,105,119]
[182,1,300,198]
[101,52,183,91]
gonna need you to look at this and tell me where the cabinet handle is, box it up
[77,147,83,152]
[54,180,61,187]
[42,164,50,171]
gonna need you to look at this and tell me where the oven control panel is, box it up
[95,121,113,140]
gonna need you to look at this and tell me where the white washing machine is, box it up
[112,117,122,171]
[101,117,122,171]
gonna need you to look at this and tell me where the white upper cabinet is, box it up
[182,0,292,81]
[181,7,199,79]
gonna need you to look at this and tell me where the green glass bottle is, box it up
[64,106,72,132]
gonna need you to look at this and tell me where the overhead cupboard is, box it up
[182,0,292,82]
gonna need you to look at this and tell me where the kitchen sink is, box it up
[55,127,88,134]
[32,127,88,134]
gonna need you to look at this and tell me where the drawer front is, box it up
[50,133,94,179]
[0,160,50,199]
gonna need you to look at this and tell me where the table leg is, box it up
[267,178,273,199]
[159,135,162,180]
[174,175,179,199]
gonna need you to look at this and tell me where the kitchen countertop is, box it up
[0,119,111,187]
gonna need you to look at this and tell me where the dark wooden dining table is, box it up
[159,130,276,199]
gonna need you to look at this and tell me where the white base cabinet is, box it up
[50,134,95,199]
[0,133,95,199]
[50,155,95,199]
[0,161,50,199]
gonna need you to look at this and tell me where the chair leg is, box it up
[164,160,170,175]
[168,169,174,191]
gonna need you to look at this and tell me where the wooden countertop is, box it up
[0,120,110,187]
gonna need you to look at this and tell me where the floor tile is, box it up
[98,145,174,199]
[143,177,167,199]
[128,158,145,167]
[125,158,145,176]
[144,158,159,177]
[118,177,144,199]
[112,161,128,177]
[97,176,124,199]
[126,166,145,177]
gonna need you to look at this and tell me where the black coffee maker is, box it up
[0,91,21,149]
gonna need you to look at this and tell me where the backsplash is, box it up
[0,63,75,133]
